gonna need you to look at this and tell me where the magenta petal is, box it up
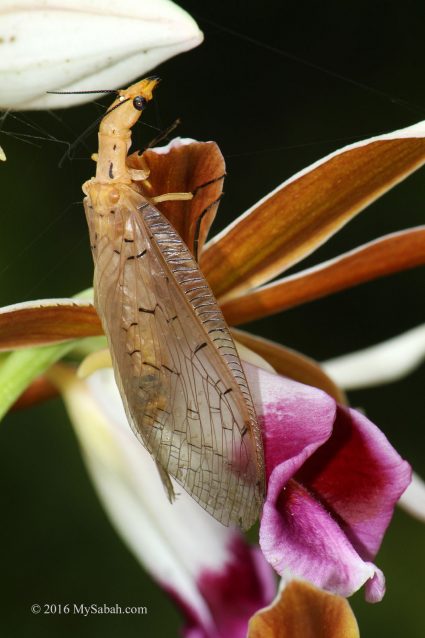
[243,363,411,601]
[365,568,386,603]
[175,533,276,638]
[244,363,337,476]
[260,477,382,599]
[295,405,412,560]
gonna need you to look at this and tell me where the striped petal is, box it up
[201,121,425,301]
[221,227,425,324]
[0,297,102,351]
[127,138,225,256]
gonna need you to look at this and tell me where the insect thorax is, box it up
[83,181,141,248]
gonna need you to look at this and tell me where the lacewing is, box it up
[82,78,265,528]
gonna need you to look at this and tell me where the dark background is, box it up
[1,0,424,635]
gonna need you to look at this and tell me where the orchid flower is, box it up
[40,360,361,637]
[0,0,202,109]
[1,122,424,634]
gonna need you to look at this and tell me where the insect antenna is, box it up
[57,97,130,167]
[142,118,182,152]
[47,89,119,95]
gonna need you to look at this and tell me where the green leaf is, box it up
[0,341,77,421]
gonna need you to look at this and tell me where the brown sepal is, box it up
[127,139,225,256]
[0,300,102,351]
[222,226,425,324]
[202,137,425,300]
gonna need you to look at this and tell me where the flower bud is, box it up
[0,0,202,109]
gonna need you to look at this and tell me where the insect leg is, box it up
[129,153,152,184]
[155,460,176,503]
[151,192,193,203]
[148,174,226,260]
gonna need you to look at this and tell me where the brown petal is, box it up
[248,580,360,638]
[0,299,103,351]
[12,375,58,410]
[232,328,346,403]
[127,139,225,255]
[222,226,425,324]
[201,133,425,300]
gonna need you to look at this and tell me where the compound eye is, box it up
[133,95,147,111]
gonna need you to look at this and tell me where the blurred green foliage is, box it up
[1,0,424,635]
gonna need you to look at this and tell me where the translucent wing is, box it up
[84,185,265,528]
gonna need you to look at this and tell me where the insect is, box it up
[82,77,265,528]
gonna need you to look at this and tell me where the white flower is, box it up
[52,365,275,637]
[0,0,202,109]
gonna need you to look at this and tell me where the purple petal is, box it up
[365,568,386,603]
[243,362,411,601]
[245,364,336,480]
[295,406,411,560]
[260,477,382,600]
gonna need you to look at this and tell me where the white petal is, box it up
[398,472,425,523]
[0,0,202,109]
[322,324,425,390]
[56,365,244,631]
